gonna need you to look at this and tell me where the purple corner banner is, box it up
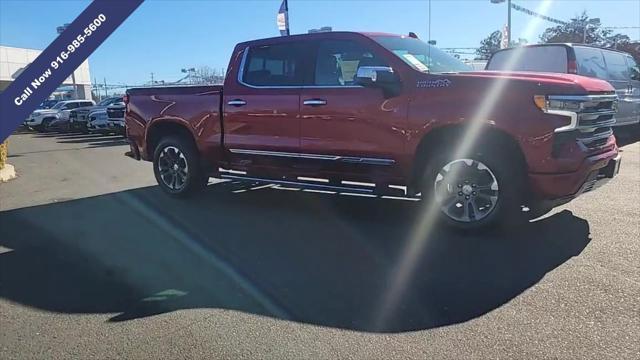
[0,0,144,142]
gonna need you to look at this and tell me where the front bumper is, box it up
[530,150,621,207]
[24,118,40,126]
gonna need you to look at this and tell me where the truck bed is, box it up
[126,85,223,161]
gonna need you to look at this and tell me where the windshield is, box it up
[372,36,471,73]
[98,97,118,106]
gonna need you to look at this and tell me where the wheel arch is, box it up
[145,119,196,160]
[410,123,529,194]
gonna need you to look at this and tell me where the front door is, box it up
[223,42,307,170]
[298,39,407,181]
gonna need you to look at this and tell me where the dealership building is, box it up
[0,45,92,99]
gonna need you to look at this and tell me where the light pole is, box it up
[181,68,196,84]
[490,0,511,46]
[57,23,79,99]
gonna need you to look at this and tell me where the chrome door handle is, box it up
[303,99,327,106]
[227,99,247,106]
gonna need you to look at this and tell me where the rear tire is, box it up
[152,135,208,197]
[419,142,526,231]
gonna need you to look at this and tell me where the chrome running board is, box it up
[219,174,377,194]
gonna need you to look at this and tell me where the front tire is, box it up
[39,118,53,132]
[420,145,525,230]
[152,135,208,196]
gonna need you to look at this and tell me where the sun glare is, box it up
[373,0,554,331]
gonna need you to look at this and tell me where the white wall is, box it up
[0,45,91,85]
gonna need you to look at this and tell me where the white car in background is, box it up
[24,99,95,132]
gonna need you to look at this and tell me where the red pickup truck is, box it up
[125,31,621,229]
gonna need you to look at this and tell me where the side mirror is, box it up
[355,66,396,86]
[355,66,401,97]
[630,67,640,81]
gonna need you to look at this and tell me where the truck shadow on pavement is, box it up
[22,128,128,148]
[0,182,591,333]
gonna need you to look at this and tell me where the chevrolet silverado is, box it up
[125,31,621,229]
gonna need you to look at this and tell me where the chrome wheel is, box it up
[434,159,499,223]
[157,146,189,191]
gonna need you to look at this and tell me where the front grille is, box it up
[550,94,617,157]
[577,127,613,151]
[577,98,617,128]
[576,95,619,129]
[107,109,124,119]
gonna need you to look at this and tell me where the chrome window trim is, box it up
[229,148,395,165]
[237,45,363,90]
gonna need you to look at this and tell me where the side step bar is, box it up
[220,174,379,194]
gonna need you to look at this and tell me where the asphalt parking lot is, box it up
[0,129,638,359]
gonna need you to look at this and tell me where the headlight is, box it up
[533,95,583,112]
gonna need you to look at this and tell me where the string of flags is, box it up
[510,2,568,26]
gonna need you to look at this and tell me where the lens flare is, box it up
[373,0,554,331]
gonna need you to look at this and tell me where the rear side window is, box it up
[486,46,568,72]
[574,47,608,79]
[243,43,305,86]
[603,51,630,81]
[80,101,94,107]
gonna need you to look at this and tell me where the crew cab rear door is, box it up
[223,41,309,167]
[298,38,407,178]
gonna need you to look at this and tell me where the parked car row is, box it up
[24,97,126,136]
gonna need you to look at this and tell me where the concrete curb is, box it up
[0,164,17,182]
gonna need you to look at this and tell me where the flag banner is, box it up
[511,2,568,25]
[0,0,144,142]
[501,24,509,49]
[277,0,290,36]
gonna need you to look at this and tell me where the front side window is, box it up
[372,36,471,73]
[314,40,387,86]
[575,47,608,79]
[602,51,630,81]
[243,42,305,86]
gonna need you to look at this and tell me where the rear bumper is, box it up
[530,149,620,207]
